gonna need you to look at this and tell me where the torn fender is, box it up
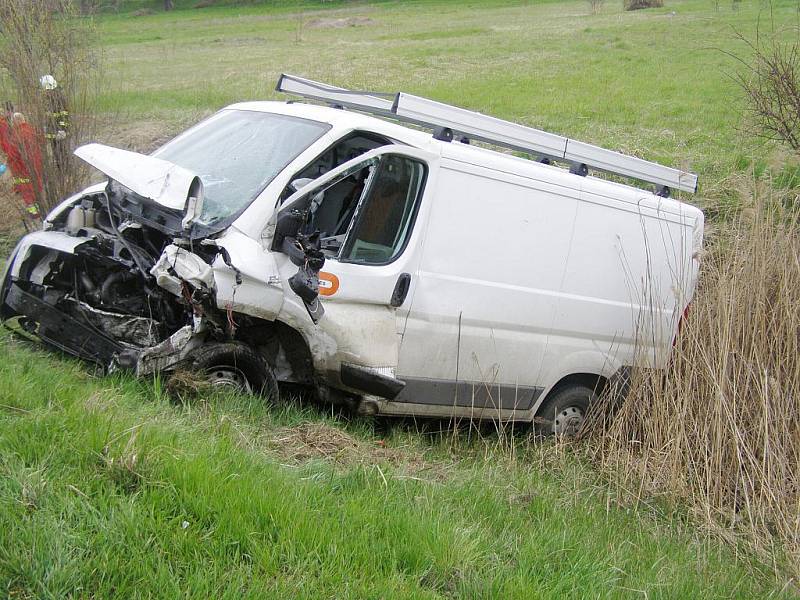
[209,230,285,321]
[134,324,203,376]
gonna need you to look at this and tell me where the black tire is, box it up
[188,342,279,400]
[534,384,597,436]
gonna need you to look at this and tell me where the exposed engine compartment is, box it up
[3,187,216,367]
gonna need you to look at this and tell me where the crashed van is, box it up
[0,75,703,434]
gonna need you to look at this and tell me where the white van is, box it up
[1,75,703,434]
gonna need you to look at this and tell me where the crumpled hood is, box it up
[75,143,203,213]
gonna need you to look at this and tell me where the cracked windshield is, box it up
[154,109,330,226]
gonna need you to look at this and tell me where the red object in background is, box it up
[0,118,43,216]
[673,303,692,347]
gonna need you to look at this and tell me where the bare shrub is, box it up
[0,0,100,217]
[624,0,664,10]
[588,0,605,14]
[587,190,800,576]
[735,30,800,156]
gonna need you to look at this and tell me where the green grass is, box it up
[0,334,791,598]
[90,0,800,206]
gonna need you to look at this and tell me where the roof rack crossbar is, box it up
[276,74,395,117]
[276,73,698,194]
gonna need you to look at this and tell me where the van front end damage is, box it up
[0,178,403,408]
[0,202,220,377]
[0,220,404,406]
[0,136,297,391]
[1,138,415,411]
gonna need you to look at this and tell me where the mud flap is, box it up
[340,363,405,399]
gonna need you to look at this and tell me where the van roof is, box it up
[227,100,700,218]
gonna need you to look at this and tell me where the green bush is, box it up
[624,0,664,10]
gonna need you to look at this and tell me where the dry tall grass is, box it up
[0,0,100,217]
[588,187,800,579]
[588,0,605,15]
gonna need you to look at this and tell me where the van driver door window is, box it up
[304,155,426,265]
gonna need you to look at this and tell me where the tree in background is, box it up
[736,31,800,156]
[164,0,173,9]
[0,0,100,217]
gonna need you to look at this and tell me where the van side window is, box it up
[279,132,393,203]
[340,155,426,265]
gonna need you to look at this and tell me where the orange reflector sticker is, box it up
[319,272,340,296]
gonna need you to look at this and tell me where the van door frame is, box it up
[268,145,441,400]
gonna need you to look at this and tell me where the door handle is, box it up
[390,273,411,307]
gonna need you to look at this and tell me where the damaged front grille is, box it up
[0,188,203,370]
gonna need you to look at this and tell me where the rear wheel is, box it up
[534,384,597,436]
[187,342,279,400]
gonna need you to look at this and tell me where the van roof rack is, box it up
[275,73,698,196]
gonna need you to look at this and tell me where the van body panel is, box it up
[393,157,578,410]
[271,145,440,385]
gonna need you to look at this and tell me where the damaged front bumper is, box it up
[5,281,127,365]
[1,227,209,377]
[3,280,203,376]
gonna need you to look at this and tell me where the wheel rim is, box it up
[205,366,252,394]
[553,405,584,436]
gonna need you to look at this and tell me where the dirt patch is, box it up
[306,16,376,29]
[131,8,155,17]
[94,119,180,154]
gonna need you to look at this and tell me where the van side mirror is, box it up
[272,209,305,251]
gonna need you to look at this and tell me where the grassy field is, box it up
[1,333,793,598]
[93,0,800,199]
[2,0,800,596]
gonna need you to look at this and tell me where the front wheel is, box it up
[534,385,597,436]
[187,342,279,400]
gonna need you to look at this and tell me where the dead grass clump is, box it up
[624,0,664,9]
[131,8,154,17]
[101,432,145,494]
[270,421,432,475]
[18,469,46,512]
[165,369,214,401]
[194,0,215,8]
[588,189,800,576]
[272,422,360,462]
